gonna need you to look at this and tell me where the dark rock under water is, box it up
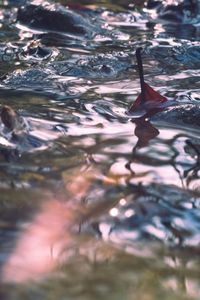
[17,3,97,36]
[151,104,200,129]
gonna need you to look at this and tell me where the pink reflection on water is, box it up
[2,169,94,284]
[2,199,76,284]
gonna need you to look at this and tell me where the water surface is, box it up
[0,0,200,299]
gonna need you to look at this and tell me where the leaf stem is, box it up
[136,48,145,104]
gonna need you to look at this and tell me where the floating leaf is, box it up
[129,82,168,114]
[128,48,170,116]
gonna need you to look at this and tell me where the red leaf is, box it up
[129,82,168,113]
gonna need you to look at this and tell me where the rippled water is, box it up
[0,0,200,299]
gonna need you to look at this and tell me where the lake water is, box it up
[0,0,200,299]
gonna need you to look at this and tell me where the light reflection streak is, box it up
[109,207,119,217]
[1,199,76,283]
[119,198,126,206]
[124,209,135,218]
[1,167,94,284]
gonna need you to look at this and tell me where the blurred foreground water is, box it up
[0,0,200,299]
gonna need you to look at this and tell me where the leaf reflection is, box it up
[132,116,160,150]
